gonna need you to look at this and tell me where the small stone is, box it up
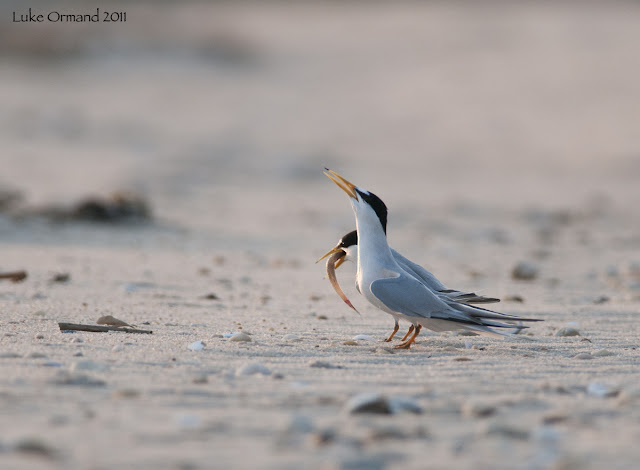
[28,352,47,359]
[282,334,301,342]
[34,334,45,339]
[229,332,251,342]
[504,295,524,303]
[462,401,497,418]
[574,353,594,360]
[50,273,70,283]
[42,362,63,367]
[485,422,530,440]
[511,261,539,280]
[342,340,358,346]
[344,392,392,414]
[97,315,132,327]
[0,352,22,358]
[555,327,581,337]
[111,345,123,352]
[309,360,344,369]
[236,362,271,376]
[50,372,106,387]
[15,438,57,458]
[71,337,84,343]
[587,382,619,398]
[593,295,610,304]
[188,341,205,351]
[317,315,328,320]
[593,349,615,357]
[73,352,83,357]
[453,357,473,362]
[352,334,375,341]
[112,388,140,399]
[70,360,110,372]
[388,396,423,414]
[192,375,208,384]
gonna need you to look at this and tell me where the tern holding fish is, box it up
[322,169,541,349]
[318,230,499,342]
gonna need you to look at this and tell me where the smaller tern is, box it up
[323,169,541,349]
[318,230,499,342]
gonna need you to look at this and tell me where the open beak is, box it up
[316,246,343,264]
[324,169,358,199]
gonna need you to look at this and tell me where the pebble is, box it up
[484,422,530,440]
[317,315,328,320]
[352,334,375,341]
[0,352,22,358]
[14,438,58,458]
[71,337,84,343]
[34,334,45,340]
[345,392,392,414]
[188,341,205,351]
[112,388,140,399]
[342,340,359,346]
[587,382,619,398]
[192,375,208,384]
[28,352,47,359]
[282,334,301,342]
[593,349,614,357]
[511,261,539,280]
[462,401,497,418]
[555,327,581,337]
[504,295,525,303]
[229,332,251,342]
[50,372,106,387]
[70,360,110,372]
[42,362,63,367]
[236,362,271,376]
[112,345,124,352]
[388,396,423,414]
[574,353,594,360]
[309,360,344,369]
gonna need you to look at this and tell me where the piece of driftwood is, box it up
[0,270,27,282]
[58,322,152,334]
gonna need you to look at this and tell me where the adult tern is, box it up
[323,169,541,349]
[318,230,499,342]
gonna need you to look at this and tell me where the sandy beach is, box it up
[2,2,640,469]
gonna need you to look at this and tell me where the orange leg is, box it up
[400,325,415,342]
[384,321,400,342]
[393,325,422,350]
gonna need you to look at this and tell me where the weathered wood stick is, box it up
[0,270,27,282]
[58,322,152,334]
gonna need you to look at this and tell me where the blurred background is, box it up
[1,0,639,256]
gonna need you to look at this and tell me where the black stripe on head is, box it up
[356,189,388,234]
[339,230,358,249]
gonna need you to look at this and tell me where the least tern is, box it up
[318,230,499,342]
[324,169,541,349]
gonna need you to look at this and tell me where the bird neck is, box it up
[355,208,396,271]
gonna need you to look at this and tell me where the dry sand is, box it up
[1,2,640,469]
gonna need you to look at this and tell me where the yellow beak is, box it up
[324,169,358,199]
[316,246,344,264]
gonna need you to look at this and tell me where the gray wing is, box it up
[370,273,539,334]
[391,249,499,304]
[391,249,446,291]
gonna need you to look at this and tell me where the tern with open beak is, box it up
[318,230,500,342]
[323,169,541,349]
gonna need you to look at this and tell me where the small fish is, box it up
[326,251,360,315]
